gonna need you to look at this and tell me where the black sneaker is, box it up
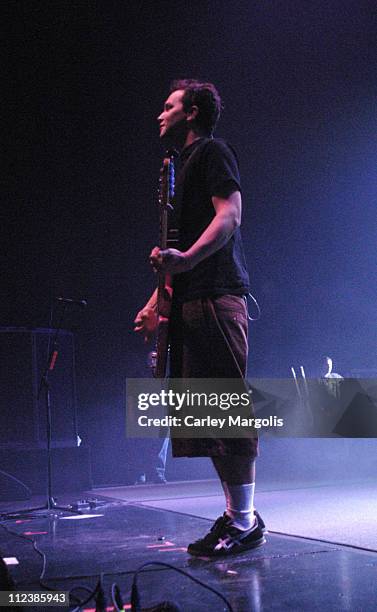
[187,513,266,557]
[134,473,147,485]
[134,471,167,485]
[152,472,168,484]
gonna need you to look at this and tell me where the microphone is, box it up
[56,297,87,308]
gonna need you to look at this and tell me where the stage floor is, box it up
[0,480,376,611]
[93,478,377,550]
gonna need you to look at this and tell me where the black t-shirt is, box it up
[171,137,250,302]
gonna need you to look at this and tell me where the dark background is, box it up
[3,1,377,484]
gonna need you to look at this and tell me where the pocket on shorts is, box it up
[211,294,247,318]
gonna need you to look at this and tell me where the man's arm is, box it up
[150,190,242,274]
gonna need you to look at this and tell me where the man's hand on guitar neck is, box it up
[149,192,243,275]
[149,247,192,274]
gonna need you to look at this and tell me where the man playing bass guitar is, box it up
[134,79,266,556]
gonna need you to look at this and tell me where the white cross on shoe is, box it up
[215,537,235,551]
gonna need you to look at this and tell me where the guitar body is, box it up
[152,153,176,378]
[154,280,173,378]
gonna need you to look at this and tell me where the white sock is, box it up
[221,482,256,531]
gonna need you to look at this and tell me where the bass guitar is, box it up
[149,151,176,378]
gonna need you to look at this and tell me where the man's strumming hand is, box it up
[134,307,158,343]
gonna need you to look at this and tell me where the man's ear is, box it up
[186,105,199,123]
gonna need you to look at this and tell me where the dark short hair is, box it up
[170,79,222,135]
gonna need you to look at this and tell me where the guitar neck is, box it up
[152,152,175,378]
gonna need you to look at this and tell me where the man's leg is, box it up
[187,454,265,556]
[170,297,265,555]
[212,455,256,530]
[155,436,170,483]
[205,297,260,531]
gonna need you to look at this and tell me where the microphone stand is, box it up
[1,303,82,520]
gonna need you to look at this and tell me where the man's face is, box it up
[157,89,187,141]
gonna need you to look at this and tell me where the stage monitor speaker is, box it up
[0,327,78,449]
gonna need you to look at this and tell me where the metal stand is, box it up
[1,303,82,520]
